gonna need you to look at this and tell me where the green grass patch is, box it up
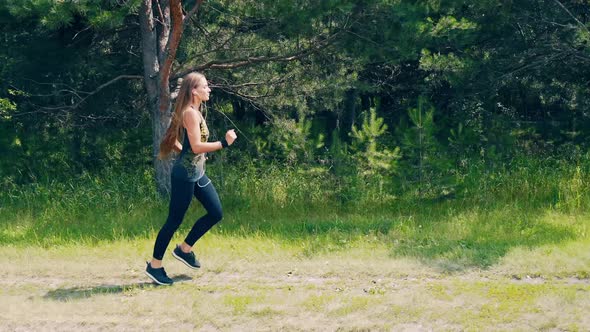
[1,157,590,274]
[443,280,590,328]
[223,294,261,314]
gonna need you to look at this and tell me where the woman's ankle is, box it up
[180,242,192,253]
[150,259,163,268]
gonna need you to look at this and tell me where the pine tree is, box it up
[350,107,400,182]
[400,97,453,198]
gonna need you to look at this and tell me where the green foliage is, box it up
[557,165,587,213]
[350,108,400,179]
[0,0,146,183]
[328,128,352,176]
[419,49,473,86]
[448,122,479,160]
[4,0,140,30]
[1,0,590,201]
[0,97,16,120]
[398,97,453,198]
[267,117,324,164]
[428,16,478,37]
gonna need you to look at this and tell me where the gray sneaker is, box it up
[172,245,201,269]
[145,262,173,285]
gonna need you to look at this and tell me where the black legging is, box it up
[152,174,223,260]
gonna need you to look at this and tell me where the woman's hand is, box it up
[225,129,237,146]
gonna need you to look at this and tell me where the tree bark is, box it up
[340,88,358,142]
[139,0,197,195]
[140,0,172,195]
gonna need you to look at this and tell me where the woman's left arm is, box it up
[173,140,182,153]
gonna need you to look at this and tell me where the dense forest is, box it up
[3,3,590,329]
[1,0,589,200]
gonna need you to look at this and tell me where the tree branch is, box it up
[573,54,590,62]
[156,0,170,61]
[552,0,590,34]
[155,0,166,29]
[184,0,204,23]
[210,73,294,89]
[193,31,241,57]
[36,75,143,111]
[158,0,184,112]
[217,87,273,122]
[173,32,340,80]
[496,50,572,83]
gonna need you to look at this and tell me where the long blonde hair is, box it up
[158,72,206,159]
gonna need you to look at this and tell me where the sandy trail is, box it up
[1,243,589,331]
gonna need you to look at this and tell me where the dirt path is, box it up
[1,241,589,331]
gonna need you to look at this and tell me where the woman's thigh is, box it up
[193,175,222,216]
[167,176,195,220]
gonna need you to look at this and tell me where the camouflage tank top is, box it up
[172,118,210,182]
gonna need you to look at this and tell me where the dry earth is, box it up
[1,238,589,331]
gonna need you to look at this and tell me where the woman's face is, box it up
[192,77,211,102]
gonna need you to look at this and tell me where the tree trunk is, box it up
[152,104,173,195]
[139,0,186,196]
[340,88,358,142]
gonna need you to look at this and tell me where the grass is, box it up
[0,156,589,329]
[1,156,590,269]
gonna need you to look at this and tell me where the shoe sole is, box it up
[172,250,200,270]
[144,270,173,286]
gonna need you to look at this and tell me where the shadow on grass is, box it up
[43,274,192,301]
[389,215,578,273]
[2,195,584,273]
[220,201,582,272]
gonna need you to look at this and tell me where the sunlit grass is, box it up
[1,156,589,273]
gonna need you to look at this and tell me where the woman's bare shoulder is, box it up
[183,107,202,118]
[183,107,203,125]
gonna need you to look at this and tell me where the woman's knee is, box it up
[162,217,183,233]
[209,207,223,222]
